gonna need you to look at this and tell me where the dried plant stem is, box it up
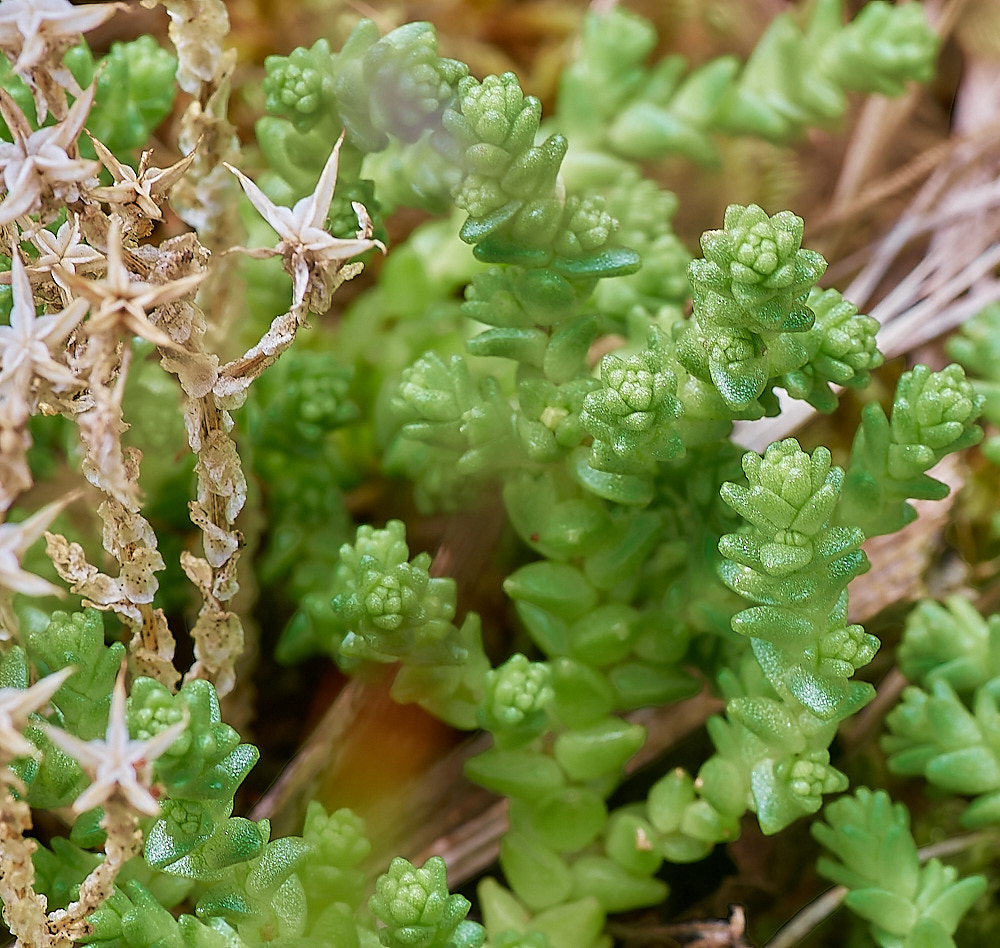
[180,390,246,697]
[46,802,142,943]
[0,789,50,948]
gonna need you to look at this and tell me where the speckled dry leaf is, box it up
[44,531,133,616]
[160,346,219,398]
[187,501,240,568]
[0,797,49,947]
[77,389,141,514]
[182,399,206,454]
[173,49,242,251]
[196,432,246,524]
[129,606,180,690]
[156,0,231,94]
[208,545,241,601]
[213,311,298,409]
[186,608,242,696]
[179,549,213,594]
[0,424,33,510]
[97,500,164,605]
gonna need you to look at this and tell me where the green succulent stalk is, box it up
[557,0,937,171]
[882,598,1000,829]
[813,788,986,948]
[626,439,881,847]
[836,364,984,537]
[677,204,827,415]
[369,856,484,948]
[948,302,1000,497]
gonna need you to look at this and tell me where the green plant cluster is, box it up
[555,0,937,169]
[883,598,1000,829]
[6,2,996,948]
[2,607,480,948]
[247,4,985,938]
[277,519,489,728]
[813,788,986,948]
[836,364,984,537]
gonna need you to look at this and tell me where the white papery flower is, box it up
[0,247,86,401]
[44,664,187,816]
[0,493,78,598]
[0,665,73,762]
[0,0,120,121]
[225,131,385,315]
[0,83,98,224]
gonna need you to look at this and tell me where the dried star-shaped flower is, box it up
[0,665,74,762]
[88,133,197,223]
[0,83,99,224]
[225,131,385,314]
[0,0,121,121]
[57,217,203,349]
[0,246,87,401]
[0,492,78,598]
[27,213,106,287]
[43,664,187,816]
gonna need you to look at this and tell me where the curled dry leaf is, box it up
[151,0,231,95]
[97,499,165,606]
[128,606,180,690]
[188,500,241,569]
[44,532,134,617]
[184,608,242,697]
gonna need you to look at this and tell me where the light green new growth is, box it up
[948,304,1000,532]
[277,519,489,727]
[837,364,984,536]
[884,598,1000,828]
[369,856,484,948]
[813,788,986,948]
[557,0,937,169]
[720,440,877,720]
[679,204,827,414]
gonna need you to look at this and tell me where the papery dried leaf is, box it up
[179,549,213,594]
[158,0,230,94]
[44,531,132,615]
[97,500,164,604]
[182,398,205,454]
[209,545,241,601]
[188,501,240,568]
[152,301,198,346]
[197,432,246,524]
[98,496,154,552]
[186,608,242,696]
[173,50,242,248]
[0,424,33,512]
[117,549,165,605]
[160,346,219,398]
[0,796,50,948]
[77,386,141,513]
[129,606,180,690]
[148,233,211,281]
[213,310,298,409]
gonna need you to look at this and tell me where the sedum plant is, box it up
[0,1,995,948]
